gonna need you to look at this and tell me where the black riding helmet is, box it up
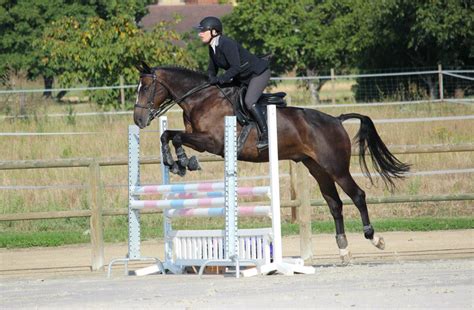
[194,16,223,34]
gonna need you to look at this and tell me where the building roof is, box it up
[140,4,233,33]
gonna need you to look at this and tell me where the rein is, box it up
[135,72,211,124]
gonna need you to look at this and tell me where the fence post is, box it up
[119,75,125,110]
[296,162,313,263]
[19,93,26,118]
[438,64,444,101]
[331,68,336,105]
[89,160,104,271]
[306,69,318,105]
[289,161,298,223]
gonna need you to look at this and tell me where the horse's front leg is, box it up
[173,131,223,173]
[160,130,187,176]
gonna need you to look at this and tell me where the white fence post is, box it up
[438,64,444,101]
[331,68,336,104]
[119,75,125,109]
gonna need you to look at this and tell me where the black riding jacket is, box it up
[208,35,269,85]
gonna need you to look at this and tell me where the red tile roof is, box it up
[140,4,233,33]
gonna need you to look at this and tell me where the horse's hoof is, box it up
[170,162,179,174]
[176,164,187,177]
[177,155,189,168]
[163,155,175,167]
[187,156,201,171]
[170,162,186,176]
[371,235,385,250]
[339,248,352,265]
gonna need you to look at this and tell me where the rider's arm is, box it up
[218,40,240,84]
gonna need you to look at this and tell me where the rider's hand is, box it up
[208,76,219,85]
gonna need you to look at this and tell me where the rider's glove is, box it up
[208,76,219,85]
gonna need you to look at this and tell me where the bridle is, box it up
[134,72,211,125]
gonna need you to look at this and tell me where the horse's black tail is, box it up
[338,113,410,190]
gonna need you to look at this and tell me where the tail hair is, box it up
[339,113,411,190]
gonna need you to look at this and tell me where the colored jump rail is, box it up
[130,197,225,210]
[132,184,269,196]
[164,206,271,218]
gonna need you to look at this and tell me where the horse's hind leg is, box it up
[303,159,352,264]
[335,173,385,250]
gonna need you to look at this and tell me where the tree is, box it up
[183,32,210,73]
[223,0,354,103]
[343,0,474,100]
[38,16,195,108]
[222,0,473,102]
[0,0,154,94]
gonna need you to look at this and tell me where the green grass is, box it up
[0,231,89,248]
[1,217,472,249]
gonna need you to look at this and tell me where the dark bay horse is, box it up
[133,63,410,263]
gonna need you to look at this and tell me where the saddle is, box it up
[236,87,287,127]
[232,87,287,155]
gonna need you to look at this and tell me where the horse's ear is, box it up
[141,61,152,74]
[134,63,143,73]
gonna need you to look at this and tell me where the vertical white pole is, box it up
[128,125,141,259]
[267,105,282,263]
[159,116,173,265]
[224,116,238,260]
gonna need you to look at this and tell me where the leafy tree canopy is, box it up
[221,0,472,102]
[38,16,195,108]
[0,0,153,79]
[342,0,474,101]
[223,0,472,75]
[347,0,473,70]
[223,0,354,76]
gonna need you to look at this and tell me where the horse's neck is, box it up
[179,86,236,122]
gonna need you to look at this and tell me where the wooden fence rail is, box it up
[1,143,473,171]
[1,143,473,270]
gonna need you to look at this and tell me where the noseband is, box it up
[134,72,211,125]
[134,73,175,125]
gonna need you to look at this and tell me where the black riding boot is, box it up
[249,104,268,150]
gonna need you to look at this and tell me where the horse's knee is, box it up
[172,135,182,147]
[160,131,171,145]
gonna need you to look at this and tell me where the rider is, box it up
[194,16,271,150]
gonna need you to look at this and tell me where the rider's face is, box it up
[198,30,212,44]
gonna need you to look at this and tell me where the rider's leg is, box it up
[245,69,271,150]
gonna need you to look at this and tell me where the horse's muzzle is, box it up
[133,112,147,129]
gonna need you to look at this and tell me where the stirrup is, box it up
[256,137,268,151]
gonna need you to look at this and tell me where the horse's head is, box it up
[133,62,172,129]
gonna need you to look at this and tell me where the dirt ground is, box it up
[1,230,473,309]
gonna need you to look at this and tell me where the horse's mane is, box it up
[154,65,208,83]
[140,62,238,97]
